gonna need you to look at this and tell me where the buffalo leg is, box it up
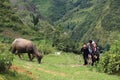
[28,53,32,61]
[31,54,35,60]
[18,53,22,59]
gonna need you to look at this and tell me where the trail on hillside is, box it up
[10,63,85,79]
[10,65,36,80]
[38,68,66,77]
[10,64,70,79]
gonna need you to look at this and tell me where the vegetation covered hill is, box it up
[21,0,120,51]
[0,0,30,39]
[56,0,120,48]
[0,0,55,43]
[1,0,120,50]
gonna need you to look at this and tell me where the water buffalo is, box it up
[10,38,43,63]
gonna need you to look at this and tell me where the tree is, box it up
[31,13,39,31]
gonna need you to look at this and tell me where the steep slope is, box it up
[1,0,119,51]
[31,0,78,22]
[0,0,32,39]
[0,0,55,42]
[81,0,120,46]
[16,0,119,51]
[56,0,120,47]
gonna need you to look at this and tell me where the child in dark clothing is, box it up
[81,44,90,65]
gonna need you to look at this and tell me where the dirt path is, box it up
[70,64,84,67]
[10,64,84,79]
[10,65,36,80]
[10,65,67,79]
[38,68,66,77]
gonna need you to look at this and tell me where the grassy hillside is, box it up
[0,0,30,39]
[0,71,32,80]
[0,0,39,41]
[0,0,55,43]
[5,53,120,80]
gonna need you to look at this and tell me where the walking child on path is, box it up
[81,43,89,65]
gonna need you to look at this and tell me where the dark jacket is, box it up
[81,47,89,57]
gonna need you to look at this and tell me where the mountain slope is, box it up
[55,0,120,47]
[0,0,32,39]
[10,0,119,50]
[1,0,119,51]
[0,0,55,42]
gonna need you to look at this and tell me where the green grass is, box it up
[0,71,32,80]
[10,53,120,80]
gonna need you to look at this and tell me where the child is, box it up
[81,44,89,65]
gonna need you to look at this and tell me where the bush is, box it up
[0,52,13,72]
[95,39,120,74]
[95,53,120,74]
[0,44,14,72]
[38,44,56,55]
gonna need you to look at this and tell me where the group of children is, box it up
[81,40,100,66]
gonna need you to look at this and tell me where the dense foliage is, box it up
[0,0,34,38]
[7,0,120,53]
[102,0,120,31]
[95,37,120,74]
[0,44,13,72]
[55,0,120,51]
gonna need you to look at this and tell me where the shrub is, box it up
[95,39,120,74]
[95,53,120,74]
[0,44,14,72]
[0,52,13,72]
[37,44,56,55]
